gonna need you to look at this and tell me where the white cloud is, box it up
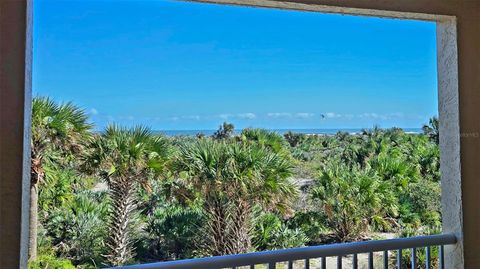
[324,112,341,118]
[320,112,409,120]
[359,113,381,119]
[89,108,98,115]
[237,113,256,119]
[267,112,292,119]
[169,115,201,121]
[218,113,256,120]
[388,112,404,118]
[182,115,201,120]
[219,114,232,120]
[356,112,410,120]
[267,112,315,119]
[344,114,355,120]
[294,113,315,119]
[118,115,134,120]
[166,111,411,123]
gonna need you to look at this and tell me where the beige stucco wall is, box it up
[1,0,479,268]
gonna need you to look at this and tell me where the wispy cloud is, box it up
[324,112,341,118]
[165,112,413,123]
[358,113,387,120]
[267,112,315,119]
[89,108,99,115]
[321,112,409,120]
[267,112,292,119]
[118,115,135,121]
[237,113,256,119]
[182,115,201,120]
[219,114,232,120]
[219,113,257,120]
[169,113,257,121]
[295,113,315,119]
[169,115,201,121]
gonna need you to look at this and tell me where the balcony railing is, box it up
[111,233,456,269]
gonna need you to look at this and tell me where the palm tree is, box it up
[30,97,92,261]
[283,131,306,147]
[173,139,297,255]
[212,122,235,140]
[45,190,109,266]
[310,163,397,242]
[422,117,439,144]
[240,128,289,155]
[83,125,170,266]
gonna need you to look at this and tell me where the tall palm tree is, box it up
[83,125,170,266]
[173,139,297,255]
[30,97,92,261]
[422,116,439,144]
[311,163,398,242]
[212,122,235,140]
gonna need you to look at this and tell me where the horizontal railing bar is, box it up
[111,234,456,269]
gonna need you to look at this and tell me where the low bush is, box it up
[29,255,75,269]
[253,213,308,250]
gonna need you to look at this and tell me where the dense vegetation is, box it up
[30,97,441,268]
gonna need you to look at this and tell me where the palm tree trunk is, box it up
[229,200,251,254]
[28,182,38,261]
[204,198,229,256]
[105,177,136,267]
[29,151,43,262]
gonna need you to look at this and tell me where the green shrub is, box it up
[310,163,397,242]
[284,131,307,147]
[44,191,108,266]
[29,255,75,269]
[253,213,308,250]
[286,211,327,244]
[240,128,290,156]
[140,202,204,260]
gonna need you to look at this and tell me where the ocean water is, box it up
[155,128,422,137]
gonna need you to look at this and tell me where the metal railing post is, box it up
[397,249,402,269]
[352,253,358,269]
[368,252,374,269]
[440,245,445,269]
[304,258,310,269]
[425,246,431,269]
[411,248,417,269]
[383,250,388,269]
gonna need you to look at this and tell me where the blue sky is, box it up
[33,0,438,130]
